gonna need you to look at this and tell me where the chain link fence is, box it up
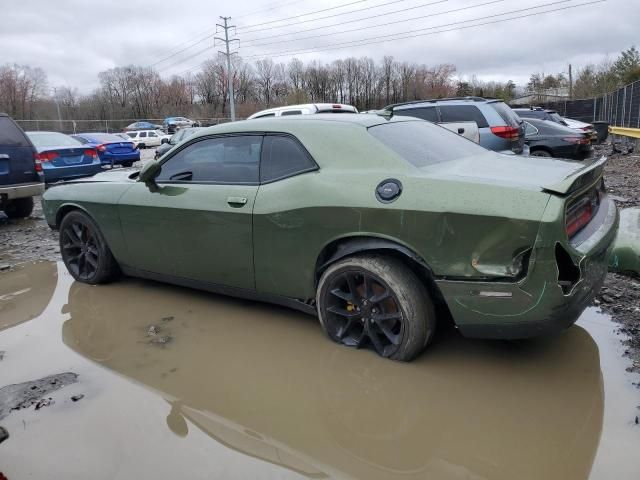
[535,79,640,127]
[14,118,237,134]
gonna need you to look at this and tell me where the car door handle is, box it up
[0,154,9,160]
[227,196,248,207]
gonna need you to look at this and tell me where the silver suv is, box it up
[384,97,526,155]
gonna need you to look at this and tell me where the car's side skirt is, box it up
[120,266,318,317]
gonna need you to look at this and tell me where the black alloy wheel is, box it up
[61,219,100,280]
[317,255,435,361]
[324,270,404,357]
[59,211,120,284]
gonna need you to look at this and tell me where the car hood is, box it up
[425,151,606,195]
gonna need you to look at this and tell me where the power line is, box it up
[243,0,507,47]
[237,0,371,30]
[238,0,412,33]
[144,26,216,65]
[157,45,212,73]
[170,0,604,76]
[149,33,217,68]
[241,0,605,60]
[233,0,313,20]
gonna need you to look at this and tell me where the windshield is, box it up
[368,120,486,167]
[28,132,82,148]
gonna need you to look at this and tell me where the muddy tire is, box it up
[3,197,34,219]
[317,254,436,361]
[59,210,120,284]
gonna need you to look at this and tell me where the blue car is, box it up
[25,132,102,183]
[72,133,140,167]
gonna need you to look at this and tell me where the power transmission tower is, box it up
[215,17,239,121]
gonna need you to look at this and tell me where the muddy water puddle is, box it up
[0,262,638,479]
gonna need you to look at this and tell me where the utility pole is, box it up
[215,17,239,121]
[52,87,63,132]
[568,63,573,100]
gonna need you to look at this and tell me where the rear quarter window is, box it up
[369,121,486,167]
[395,107,438,123]
[491,102,522,127]
[439,105,489,128]
[260,135,316,182]
[0,117,30,146]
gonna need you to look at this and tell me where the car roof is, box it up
[388,97,501,110]
[249,103,357,116]
[191,113,408,138]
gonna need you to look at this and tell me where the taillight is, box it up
[566,197,594,237]
[34,155,43,172]
[563,136,590,145]
[491,126,520,139]
[84,149,98,158]
[96,144,107,152]
[35,152,59,162]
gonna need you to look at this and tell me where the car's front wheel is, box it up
[59,210,120,284]
[317,254,436,361]
[3,197,34,219]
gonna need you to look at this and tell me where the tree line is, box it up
[1,46,639,122]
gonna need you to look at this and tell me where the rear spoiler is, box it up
[542,156,607,195]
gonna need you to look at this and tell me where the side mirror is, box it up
[139,161,161,191]
[161,138,169,144]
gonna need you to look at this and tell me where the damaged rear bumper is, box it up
[437,196,619,339]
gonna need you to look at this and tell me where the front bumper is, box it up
[438,196,618,339]
[0,181,45,200]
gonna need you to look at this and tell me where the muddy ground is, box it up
[0,145,639,372]
[593,143,640,375]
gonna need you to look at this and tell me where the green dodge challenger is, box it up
[42,114,618,361]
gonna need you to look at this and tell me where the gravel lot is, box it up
[0,144,638,373]
[593,143,640,375]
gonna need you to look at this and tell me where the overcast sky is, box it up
[2,0,636,93]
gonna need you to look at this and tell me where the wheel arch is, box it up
[55,202,91,228]
[315,235,453,322]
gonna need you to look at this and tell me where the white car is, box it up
[125,130,170,148]
[563,117,597,141]
[248,103,358,119]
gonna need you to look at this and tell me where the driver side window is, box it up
[157,135,262,184]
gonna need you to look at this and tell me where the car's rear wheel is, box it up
[3,197,34,219]
[59,210,120,284]
[317,255,435,361]
[122,161,133,167]
[531,149,553,157]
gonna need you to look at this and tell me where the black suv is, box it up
[0,113,44,218]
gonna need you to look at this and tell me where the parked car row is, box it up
[124,117,200,134]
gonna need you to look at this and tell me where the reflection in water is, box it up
[61,278,604,480]
[0,262,57,331]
